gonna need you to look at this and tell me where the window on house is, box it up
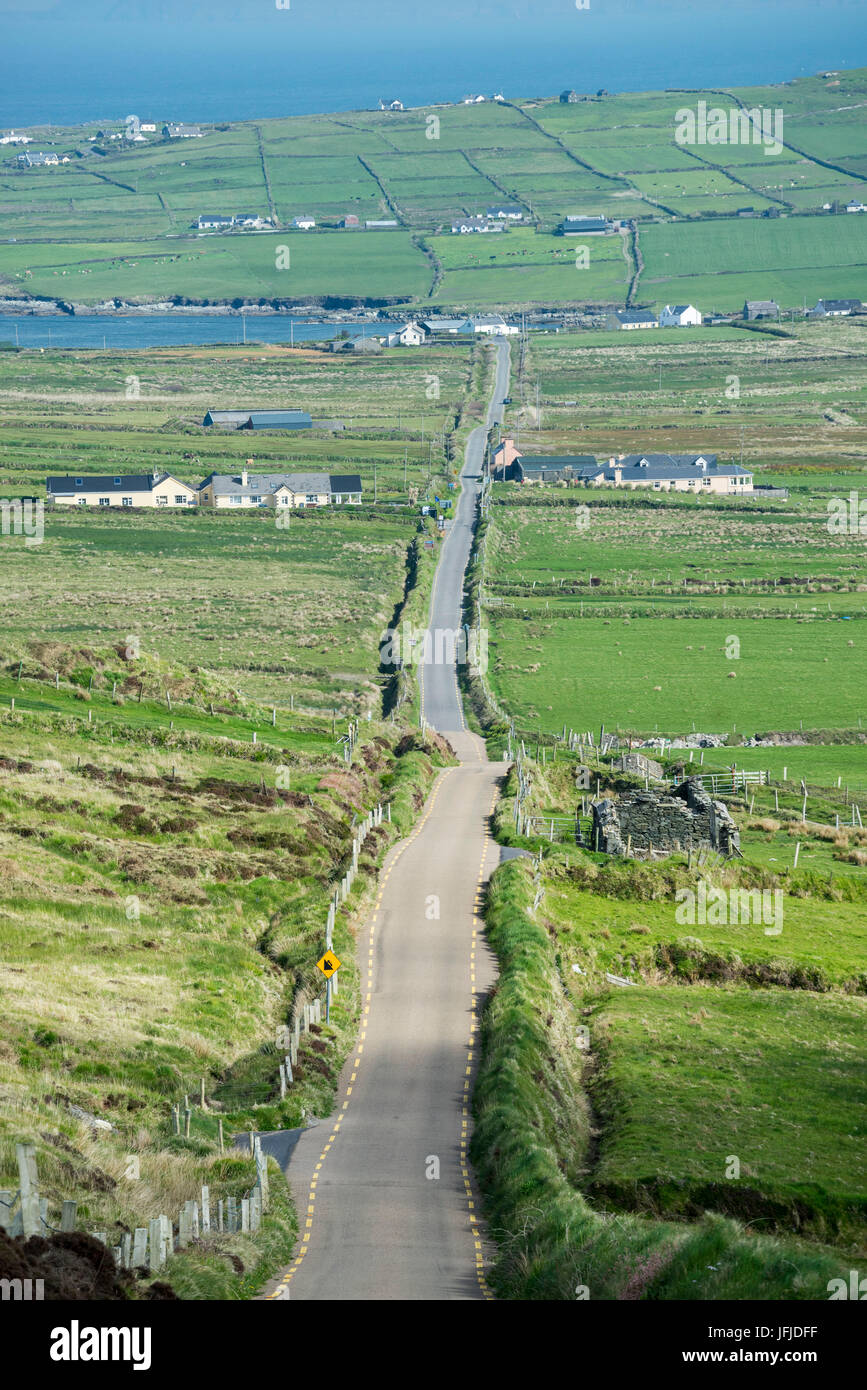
[78,498,87,506]
[703,478,711,486]
[99,497,110,506]
[114,477,122,485]
[230,496,242,504]
[156,496,168,506]
[122,497,133,507]
[75,478,83,486]
[306,495,318,504]
[251,496,261,504]
[175,495,186,505]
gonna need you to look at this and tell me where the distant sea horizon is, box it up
[1,4,866,128]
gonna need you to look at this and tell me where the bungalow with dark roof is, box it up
[614,309,658,330]
[46,473,197,508]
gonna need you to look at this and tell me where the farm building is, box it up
[614,309,657,330]
[163,123,203,139]
[421,317,471,335]
[743,299,780,320]
[202,409,313,431]
[463,314,519,336]
[47,473,197,508]
[560,89,580,103]
[341,214,361,227]
[807,298,862,317]
[292,215,316,230]
[197,466,362,509]
[562,214,611,235]
[366,219,399,228]
[239,411,314,432]
[659,303,702,327]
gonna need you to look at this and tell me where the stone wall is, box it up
[612,752,664,780]
[592,779,740,858]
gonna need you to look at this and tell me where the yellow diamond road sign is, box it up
[316,952,341,978]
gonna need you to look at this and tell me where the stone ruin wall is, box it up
[592,780,740,859]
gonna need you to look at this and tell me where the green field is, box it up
[0,329,469,1291]
[505,316,867,490]
[640,216,867,312]
[2,67,867,309]
[0,337,477,507]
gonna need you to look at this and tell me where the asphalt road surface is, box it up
[264,341,511,1302]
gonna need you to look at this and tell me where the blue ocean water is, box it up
[0,316,373,350]
[0,1,865,128]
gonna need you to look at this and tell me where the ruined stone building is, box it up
[591,779,740,859]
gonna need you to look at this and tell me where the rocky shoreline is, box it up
[0,296,399,319]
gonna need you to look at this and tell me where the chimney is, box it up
[242,459,253,487]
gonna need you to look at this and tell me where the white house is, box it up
[807,298,862,318]
[196,214,234,230]
[385,322,427,347]
[486,204,524,221]
[0,131,31,145]
[659,304,702,327]
[846,200,866,213]
[451,217,500,234]
[292,215,316,230]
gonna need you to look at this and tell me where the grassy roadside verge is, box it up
[471,856,863,1299]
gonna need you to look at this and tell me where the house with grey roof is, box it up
[743,299,780,321]
[486,204,524,220]
[197,465,361,509]
[614,309,658,330]
[493,442,753,494]
[807,298,863,318]
[598,453,752,494]
[163,123,203,139]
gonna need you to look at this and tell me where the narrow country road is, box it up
[263,340,510,1302]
